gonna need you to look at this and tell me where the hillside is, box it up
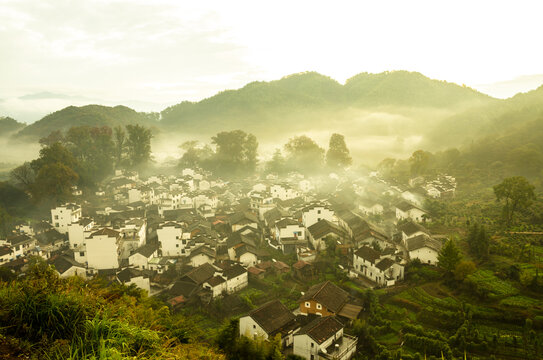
[0,116,26,135]
[160,71,494,135]
[14,104,157,141]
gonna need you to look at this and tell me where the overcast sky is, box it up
[1,0,543,123]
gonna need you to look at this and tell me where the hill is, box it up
[14,104,157,141]
[160,71,494,136]
[0,116,26,136]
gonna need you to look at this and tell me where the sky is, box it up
[1,0,543,123]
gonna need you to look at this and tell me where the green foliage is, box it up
[0,257,224,359]
[494,176,536,227]
[326,133,352,170]
[464,270,519,300]
[409,150,432,176]
[466,223,490,260]
[31,162,79,205]
[284,135,324,175]
[438,239,462,275]
[454,261,477,282]
[126,124,153,167]
[211,130,258,177]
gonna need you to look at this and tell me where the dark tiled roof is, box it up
[117,267,147,283]
[307,219,346,240]
[0,246,12,257]
[375,258,396,271]
[354,246,381,264]
[205,275,226,287]
[170,280,198,297]
[397,221,429,236]
[275,218,300,229]
[49,255,85,274]
[36,229,65,246]
[90,228,120,238]
[248,300,296,336]
[407,234,442,252]
[297,316,343,344]
[181,263,217,284]
[299,281,349,313]
[223,264,246,279]
[7,234,33,246]
[396,201,424,212]
[134,243,159,258]
[228,211,258,225]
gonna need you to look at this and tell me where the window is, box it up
[55,223,59,227]
[54,215,59,220]
[305,302,310,308]
[311,343,314,348]
[176,244,179,248]
[79,251,85,257]
[317,210,321,214]
[316,303,322,310]
[253,325,256,329]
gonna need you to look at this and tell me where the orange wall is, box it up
[299,300,334,317]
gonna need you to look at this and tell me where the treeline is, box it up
[9,124,153,206]
[179,131,352,178]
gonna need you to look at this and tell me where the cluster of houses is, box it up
[0,167,453,360]
[239,281,360,360]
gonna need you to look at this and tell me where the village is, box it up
[0,167,456,360]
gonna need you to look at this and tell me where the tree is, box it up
[0,205,13,238]
[265,149,286,175]
[113,125,126,167]
[467,223,490,259]
[438,239,462,274]
[38,130,64,147]
[493,176,536,227]
[10,162,35,190]
[284,135,324,175]
[325,133,352,170]
[409,150,432,176]
[30,163,79,205]
[30,142,78,173]
[454,260,476,281]
[65,126,115,185]
[178,141,214,170]
[211,130,258,177]
[126,124,153,167]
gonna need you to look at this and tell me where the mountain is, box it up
[160,71,494,136]
[0,116,26,136]
[14,104,157,141]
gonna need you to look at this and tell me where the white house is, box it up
[129,243,159,270]
[50,255,87,279]
[301,203,335,228]
[306,219,348,251]
[85,228,120,270]
[293,316,357,360]
[239,300,299,347]
[116,268,150,293]
[406,234,442,265]
[353,246,404,287]
[395,201,429,222]
[67,218,94,250]
[270,184,300,201]
[358,199,384,215]
[51,203,82,234]
[157,222,190,257]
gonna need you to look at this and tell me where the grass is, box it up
[466,270,520,299]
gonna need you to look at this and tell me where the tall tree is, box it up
[284,135,324,174]
[126,124,153,167]
[211,130,258,177]
[30,142,78,174]
[30,163,79,205]
[438,239,462,275]
[38,130,64,147]
[265,149,286,175]
[10,162,35,190]
[113,125,126,167]
[493,176,536,227]
[467,223,490,259]
[409,150,432,176]
[325,133,352,170]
